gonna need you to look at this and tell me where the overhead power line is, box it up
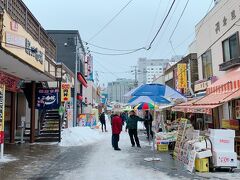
[146,0,176,50]
[89,47,146,56]
[88,0,134,42]
[169,0,190,41]
[83,40,143,52]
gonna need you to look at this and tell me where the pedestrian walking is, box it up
[111,111,123,151]
[99,112,107,132]
[126,110,145,148]
[144,110,153,140]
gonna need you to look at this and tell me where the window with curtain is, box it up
[222,32,239,62]
[202,49,213,79]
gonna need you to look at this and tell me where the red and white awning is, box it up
[207,67,240,94]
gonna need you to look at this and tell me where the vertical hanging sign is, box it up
[61,83,71,102]
[177,64,187,89]
[0,84,5,159]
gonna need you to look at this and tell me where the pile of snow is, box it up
[0,154,18,164]
[59,127,104,147]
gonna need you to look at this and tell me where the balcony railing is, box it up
[219,57,240,71]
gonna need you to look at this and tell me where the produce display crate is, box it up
[195,158,209,172]
[157,144,168,152]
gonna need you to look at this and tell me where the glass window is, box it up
[202,50,213,79]
[222,33,239,62]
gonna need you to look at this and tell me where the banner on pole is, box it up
[61,83,71,102]
[0,84,5,144]
[177,64,187,89]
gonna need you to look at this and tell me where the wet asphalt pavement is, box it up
[0,130,240,180]
[0,143,93,180]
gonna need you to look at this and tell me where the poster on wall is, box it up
[235,100,240,119]
[0,84,5,144]
[36,88,60,109]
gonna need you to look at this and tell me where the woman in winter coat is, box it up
[125,110,145,148]
[111,111,123,151]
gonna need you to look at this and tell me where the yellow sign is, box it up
[0,84,5,131]
[61,83,71,102]
[177,64,187,89]
[222,120,230,129]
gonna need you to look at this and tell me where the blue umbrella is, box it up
[128,96,171,105]
[131,83,187,102]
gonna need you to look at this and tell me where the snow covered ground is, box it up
[58,131,179,180]
[59,126,105,147]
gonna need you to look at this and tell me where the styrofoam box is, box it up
[213,151,237,167]
[207,129,235,138]
[209,136,235,152]
[196,150,212,159]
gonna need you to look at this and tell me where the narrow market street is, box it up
[0,125,240,180]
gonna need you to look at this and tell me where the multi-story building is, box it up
[47,30,88,123]
[174,0,240,157]
[137,58,176,85]
[0,0,73,143]
[107,78,135,103]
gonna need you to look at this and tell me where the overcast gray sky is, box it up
[23,0,213,86]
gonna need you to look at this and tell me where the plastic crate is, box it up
[157,144,168,152]
[195,158,209,172]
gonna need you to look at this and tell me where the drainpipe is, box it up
[188,58,194,96]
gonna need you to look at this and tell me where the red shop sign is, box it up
[0,71,20,92]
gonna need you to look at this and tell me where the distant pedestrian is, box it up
[111,111,122,151]
[144,110,153,139]
[99,112,107,132]
[126,110,145,148]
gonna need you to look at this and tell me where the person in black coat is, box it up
[144,110,153,139]
[99,112,107,132]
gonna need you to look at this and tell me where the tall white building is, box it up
[137,58,178,85]
[107,78,135,103]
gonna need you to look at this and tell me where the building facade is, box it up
[47,30,88,121]
[107,78,135,103]
[0,0,66,143]
[137,58,176,85]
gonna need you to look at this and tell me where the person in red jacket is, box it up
[111,111,122,151]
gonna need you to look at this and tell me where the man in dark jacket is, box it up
[99,112,107,132]
[144,110,153,139]
[126,110,145,148]
[111,112,122,151]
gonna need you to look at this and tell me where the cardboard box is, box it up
[207,129,235,138]
[196,150,212,159]
[209,137,235,152]
[212,151,237,167]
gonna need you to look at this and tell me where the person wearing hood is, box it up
[125,110,145,148]
[111,111,123,151]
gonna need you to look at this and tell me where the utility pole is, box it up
[131,66,138,87]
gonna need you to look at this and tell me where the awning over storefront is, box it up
[77,72,88,88]
[207,67,240,94]
[172,89,240,115]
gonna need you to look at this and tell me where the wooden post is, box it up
[30,81,36,143]
[10,92,16,144]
